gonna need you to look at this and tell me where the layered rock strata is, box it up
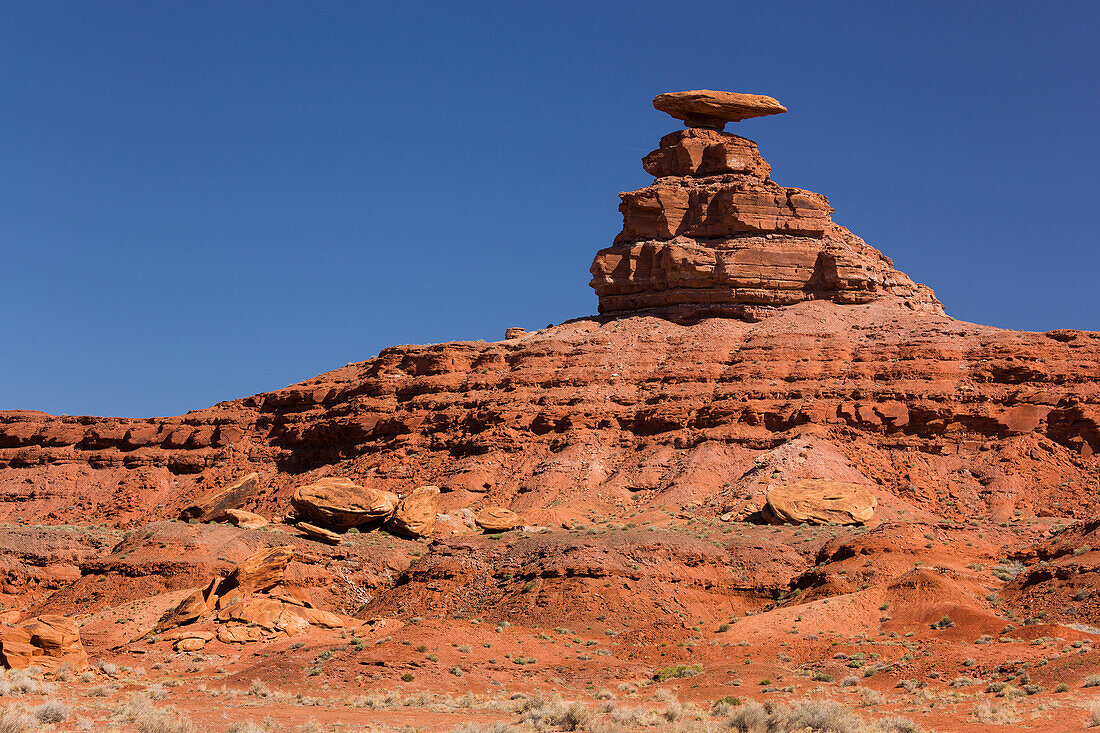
[590,127,942,321]
[0,91,1096,531]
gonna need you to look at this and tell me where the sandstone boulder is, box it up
[181,473,260,522]
[505,327,527,340]
[225,509,269,529]
[474,506,522,533]
[763,480,876,526]
[387,485,440,538]
[154,576,222,633]
[291,477,398,530]
[298,522,342,544]
[175,636,208,652]
[227,545,295,596]
[653,90,787,130]
[217,623,265,644]
[0,615,88,671]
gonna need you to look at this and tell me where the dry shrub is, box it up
[0,668,53,697]
[0,707,36,733]
[34,699,70,724]
[974,701,1020,725]
[247,679,272,698]
[450,724,517,733]
[869,716,920,733]
[721,697,919,733]
[609,705,654,727]
[728,700,768,733]
[112,692,192,733]
[1088,698,1100,728]
[769,699,863,733]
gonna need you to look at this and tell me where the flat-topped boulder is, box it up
[291,477,398,530]
[653,90,787,130]
[763,479,876,526]
[475,506,523,533]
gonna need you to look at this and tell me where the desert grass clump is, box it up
[726,700,768,733]
[248,679,272,698]
[449,724,517,733]
[769,699,863,732]
[1087,698,1100,728]
[0,668,54,697]
[0,706,37,733]
[841,675,860,687]
[559,701,590,731]
[973,701,1020,725]
[660,695,684,722]
[519,694,566,728]
[609,705,654,727]
[112,692,193,733]
[712,696,742,717]
[869,717,920,733]
[1086,675,1100,688]
[87,684,114,697]
[95,659,119,676]
[652,663,702,682]
[930,615,955,630]
[34,699,70,724]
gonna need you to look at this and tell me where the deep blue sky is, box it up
[2,2,1097,417]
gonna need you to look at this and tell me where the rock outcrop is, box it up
[590,98,942,322]
[291,477,398,530]
[181,472,260,522]
[652,90,787,129]
[475,506,523,533]
[387,485,440,538]
[0,90,1095,534]
[0,615,88,671]
[153,545,357,644]
[763,479,876,526]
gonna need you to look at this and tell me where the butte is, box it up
[0,90,1097,534]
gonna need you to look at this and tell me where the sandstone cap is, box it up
[653,90,786,130]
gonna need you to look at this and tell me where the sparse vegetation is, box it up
[651,664,702,682]
[930,615,955,630]
[34,700,70,724]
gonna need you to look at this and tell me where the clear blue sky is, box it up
[2,2,1097,417]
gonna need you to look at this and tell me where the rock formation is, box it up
[153,545,357,646]
[474,506,523,532]
[387,485,441,538]
[590,91,942,322]
[0,615,87,671]
[291,477,398,530]
[763,479,876,526]
[652,90,787,129]
[0,89,1095,731]
[0,89,1095,533]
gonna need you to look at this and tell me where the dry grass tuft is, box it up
[33,699,70,724]
[0,707,36,733]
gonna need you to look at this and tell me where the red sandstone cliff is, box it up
[0,95,1096,530]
